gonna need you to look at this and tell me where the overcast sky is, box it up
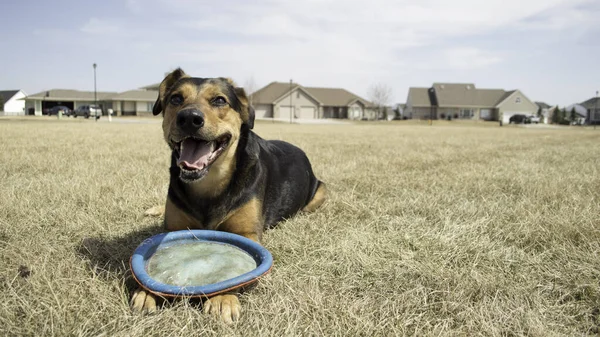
[1,0,598,106]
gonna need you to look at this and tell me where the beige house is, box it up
[23,89,157,116]
[250,82,372,120]
[110,90,157,116]
[23,89,116,116]
[405,83,538,123]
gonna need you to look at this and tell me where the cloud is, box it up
[22,0,600,105]
[443,47,503,70]
[80,18,120,35]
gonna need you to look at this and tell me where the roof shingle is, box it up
[111,90,158,101]
[0,90,20,103]
[250,82,370,107]
[26,89,117,101]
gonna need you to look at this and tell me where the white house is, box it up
[0,90,27,116]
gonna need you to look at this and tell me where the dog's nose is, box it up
[176,109,204,133]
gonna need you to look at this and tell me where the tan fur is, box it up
[134,69,323,324]
[218,198,263,243]
[163,197,203,230]
[162,79,244,198]
[203,294,240,324]
[302,182,328,213]
[144,205,165,217]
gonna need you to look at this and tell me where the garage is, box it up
[122,101,136,115]
[502,111,521,124]
[298,106,315,119]
[42,101,74,114]
[279,106,293,121]
[480,109,491,120]
[255,107,268,118]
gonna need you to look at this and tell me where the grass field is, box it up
[1,117,599,336]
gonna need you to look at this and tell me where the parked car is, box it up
[47,105,72,116]
[527,115,540,124]
[73,105,102,118]
[509,114,530,124]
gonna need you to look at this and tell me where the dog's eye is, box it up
[169,94,184,106]
[212,96,227,106]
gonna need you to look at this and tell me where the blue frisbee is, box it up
[130,230,273,298]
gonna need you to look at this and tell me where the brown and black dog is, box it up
[130,69,326,323]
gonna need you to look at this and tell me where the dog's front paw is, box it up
[203,294,241,324]
[144,205,165,217]
[130,288,158,313]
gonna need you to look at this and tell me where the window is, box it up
[147,102,154,111]
[459,109,474,118]
[594,109,600,120]
[297,92,300,99]
[515,96,522,104]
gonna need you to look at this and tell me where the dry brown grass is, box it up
[1,117,599,336]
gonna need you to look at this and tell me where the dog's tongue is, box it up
[178,138,215,170]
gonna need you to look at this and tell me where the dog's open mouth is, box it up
[174,135,231,182]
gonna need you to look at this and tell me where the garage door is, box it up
[279,106,293,121]
[298,106,315,119]
[123,101,136,115]
[255,107,268,118]
[480,109,491,120]
[502,111,519,124]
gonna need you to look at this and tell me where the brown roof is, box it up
[407,83,513,108]
[304,86,369,106]
[0,90,21,103]
[26,89,117,101]
[580,96,600,109]
[140,83,160,91]
[250,82,302,105]
[432,83,507,107]
[535,101,552,109]
[111,90,158,101]
[407,87,432,107]
[250,82,370,107]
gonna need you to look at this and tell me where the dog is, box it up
[130,69,327,323]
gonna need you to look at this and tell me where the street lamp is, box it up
[93,63,97,121]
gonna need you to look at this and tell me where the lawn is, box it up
[1,118,599,336]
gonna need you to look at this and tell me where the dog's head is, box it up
[153,68,255,183]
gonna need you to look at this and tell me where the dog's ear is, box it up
[153,68,188,116]
[234,87,255,129]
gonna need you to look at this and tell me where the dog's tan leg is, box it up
[218,198,263,243]
[303,181,327,213]
[130,288,158,313]
[203,294,241,324]
[164,197,203,230]
[203,198,263,324]
[144,205,165,217]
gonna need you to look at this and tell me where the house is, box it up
[110,90,158,116]
[0,90,27,116]
[24,89,117,116]
[404,83,538,123]
[580,96,600,125]
[23,88,158,116]
[564,104,588,125]
[535,102,552,124]
[250,82,372,120]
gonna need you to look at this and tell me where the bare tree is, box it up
[368,83,392,120]
[244,76,258,105]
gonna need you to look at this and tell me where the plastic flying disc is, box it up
[130,230,273,298]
